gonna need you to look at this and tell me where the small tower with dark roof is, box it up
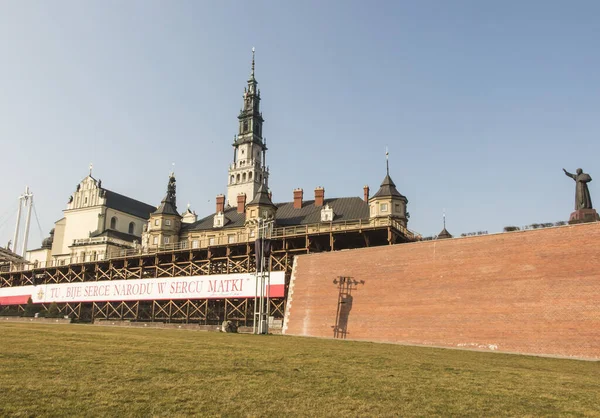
[146,173,182,249]
[368,151,409,227]
[245,183,277,224]
[437,212,452,239]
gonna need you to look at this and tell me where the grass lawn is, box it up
[0,323,598,417]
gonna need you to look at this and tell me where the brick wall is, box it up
[283,222,600,359]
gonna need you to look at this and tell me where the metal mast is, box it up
[12,194,23,253]
[12,186,33,256]
[21,186,33,257]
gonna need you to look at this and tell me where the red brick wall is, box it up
[283,222,600,359]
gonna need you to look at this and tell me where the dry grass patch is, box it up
[0,323,598,417]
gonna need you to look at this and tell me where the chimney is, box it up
[216,194,225,213]
[363,185,370,202]
[314,187,325,207]
[237,193,246,214]
[293,188,303,209]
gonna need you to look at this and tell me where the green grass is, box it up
[0,323,598,417]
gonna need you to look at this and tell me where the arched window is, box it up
[236,174,240,183]
[110,216,117,229]
[249,172,253,181]
[230,175,234,184]
[128,222,135,234]
[242,173,247,182]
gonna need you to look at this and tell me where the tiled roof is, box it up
[275,197,369,226]
[437,228,453,239]
[104,190,155,219]
[181,207,246,232]
[247,184,275,206]
[182,196,369,232]
[153,197,180,217]
[372,174,407,200]
[91,229,140,243]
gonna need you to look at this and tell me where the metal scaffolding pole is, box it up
[253,215,273,334]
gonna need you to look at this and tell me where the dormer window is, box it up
[321,204,335,222]
[213,212,225,228]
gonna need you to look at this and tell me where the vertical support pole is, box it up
[13,195,23,253]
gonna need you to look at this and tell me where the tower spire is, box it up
[443,208,446,229]
[228,50,268,207]
[385,147,389,175]
[250,47,255,79]
[153,173,178,216]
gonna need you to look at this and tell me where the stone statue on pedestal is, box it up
[563,168,593,210]
[563,168,599,224]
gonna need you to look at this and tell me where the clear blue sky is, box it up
[1,1,599,249]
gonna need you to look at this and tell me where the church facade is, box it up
[27,173,155,267]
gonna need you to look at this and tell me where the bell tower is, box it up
[227,48,269,207]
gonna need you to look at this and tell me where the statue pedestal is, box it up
[569,209,600,224]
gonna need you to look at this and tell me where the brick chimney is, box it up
[314,187,325,207]
[363,185,370,203]
[237,193,246,214]
[293,188,303,209]
[216,194,225,213]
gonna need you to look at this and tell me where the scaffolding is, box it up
[0,218,417,326]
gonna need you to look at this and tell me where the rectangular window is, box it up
[165,219,172,226]
[153,237,158,245]
[228,235,236,244]
[192,240,199,249]
[163,237,170,244]
[154,219,159,226]
[380,203,388,212]
[208,237,215,246]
